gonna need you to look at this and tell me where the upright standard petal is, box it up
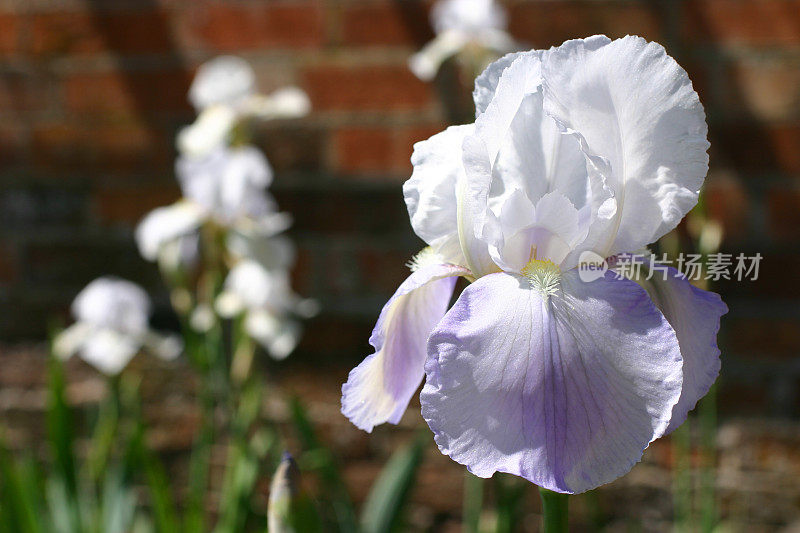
[634,266,727,433]
[422,269,683,493]
[189,56,256,111]
[342,263,469,432]
[473,51,524,118]
[405,125,473,251]
[72,277,151,335]
[542,35,710,256]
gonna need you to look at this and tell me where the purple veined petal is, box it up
[422,269,683,493]
[342,263,470,433]
[542,35,710,257]
[633,265,728,434]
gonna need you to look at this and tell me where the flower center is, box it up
[407,247,444,272]
[521,258,561,296]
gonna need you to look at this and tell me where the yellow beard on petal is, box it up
[521,258,561,296]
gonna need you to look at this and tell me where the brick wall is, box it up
[0,0,798,417]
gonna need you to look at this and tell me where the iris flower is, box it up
[135,146,291,271]
[343,35,727,494]
[179,56,310,157]
[409,0,516,81]
[216,259,319,360]
[53,277,182,375]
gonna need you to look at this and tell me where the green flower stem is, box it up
[462,472,483,533]
[538,488,569,533]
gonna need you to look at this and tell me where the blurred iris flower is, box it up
[135,145,291,271]
[216,257,319,360]
[343,35,728,494]
[179,55,311,157]
[53,277,182,375]
[409,0,516,81]
[137,55,315,361]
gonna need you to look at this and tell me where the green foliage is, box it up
[360,434,426,533]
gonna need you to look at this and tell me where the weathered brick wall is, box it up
[0,0,798,418]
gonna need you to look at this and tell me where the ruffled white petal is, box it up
[542,35,710,256]
[405,125,473,263]
[473,51,525,118]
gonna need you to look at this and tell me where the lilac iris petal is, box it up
[342,263,469,432]
[421,269,683,494]
[636,266,728,434]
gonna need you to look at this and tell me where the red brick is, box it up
[684,0,800,46]
[31,9,174,57]
[712,121,800,175]
[0,13,19,56]
[725,57,800,121]
[32,121,170,173]
[0,72,47,113]
[335,127,394,174]
[704,174,751,240]
[94,184,180,224]
[190,3,323,51]
[341,4,433,46]
[305,65,433,111]
[0,125,28,166]
[508,2,663,48]
[333,123,445,176]
[766,185,800,241]
[63,68,192,115]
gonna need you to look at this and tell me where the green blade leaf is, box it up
[46,355,78,497]
[0,439,43,533]
[129,426,179,533]
[289,397,357,532]
[360,434,425,533]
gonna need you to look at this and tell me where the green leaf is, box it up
[214,385,272,533]
[0,439,43,533]
[289,397,357,532]
[360,434,425,533]
[496,476,526,533]
[129,427,179,533]
[462,472,484,533]
[46,356,78,497]
[100,467,137,533]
